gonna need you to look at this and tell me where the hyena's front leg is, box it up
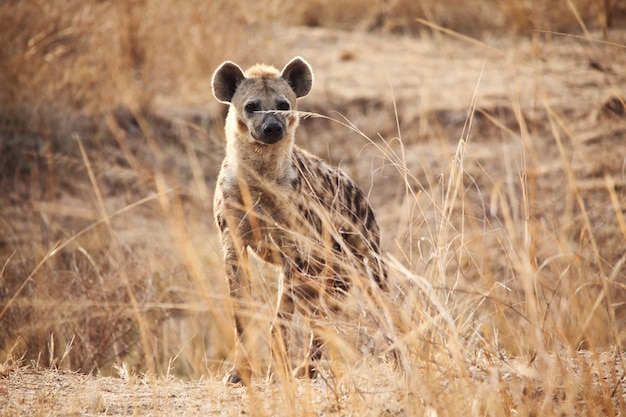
[220,240,255,386]
[289,263,327,380]
[270,279,323,380]
[270,256,325,381]
[268,280,295,382]
[293,329,323,379]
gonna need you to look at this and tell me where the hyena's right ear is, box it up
[212,61,246,103]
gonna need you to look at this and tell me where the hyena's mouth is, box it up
[251,114,286,144]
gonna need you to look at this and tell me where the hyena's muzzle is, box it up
[251,112,287,144]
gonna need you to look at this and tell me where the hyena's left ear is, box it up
[281,57,313,98]
[212,61,246,103]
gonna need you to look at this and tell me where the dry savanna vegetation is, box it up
[1,0,626,415]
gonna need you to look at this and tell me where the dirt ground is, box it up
[2,24,626,416]
[3,351,626,416]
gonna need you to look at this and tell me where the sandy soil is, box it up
[3,351,626,416]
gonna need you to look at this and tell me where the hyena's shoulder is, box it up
[291,146,377,234]
[291,146,342,197]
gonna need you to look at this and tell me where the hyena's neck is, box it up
[226,134,298,186]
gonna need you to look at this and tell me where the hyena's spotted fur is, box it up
[212,57,387,386]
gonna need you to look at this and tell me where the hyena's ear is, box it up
[212,61,246,103]
[280,57,313,98]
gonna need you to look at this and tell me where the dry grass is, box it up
[1,0,626,416]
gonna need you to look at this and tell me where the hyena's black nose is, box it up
[263,121,283,137]
[258,116,285,144]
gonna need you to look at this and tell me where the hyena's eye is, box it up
[244,101,261,114]
[276,100,291,111]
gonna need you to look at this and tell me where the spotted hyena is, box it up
[212,56,387,385]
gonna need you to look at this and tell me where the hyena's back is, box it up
[288,147,386,290]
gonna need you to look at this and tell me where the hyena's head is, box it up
[212,57,313,145]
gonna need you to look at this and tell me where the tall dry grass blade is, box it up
[534,30,626,49]
[415,18,502,53]
[606,174,626,241]
[0,251,15,283]
[0,242,61,321]
[59,335,75,367]
[48,333,55,369]
[76,133,110,227]
[566,0,591,39]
